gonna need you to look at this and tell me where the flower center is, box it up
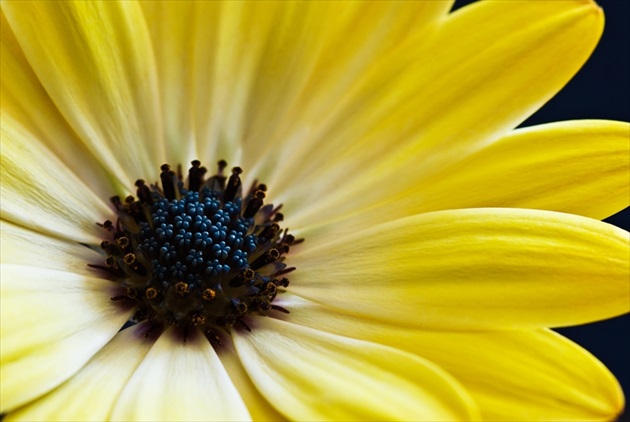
[91,160,299,341]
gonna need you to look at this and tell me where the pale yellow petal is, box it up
[5,324,156,422]
[276,293,624,421]
[217,341,287,421]
[138,1,203,166]
[290,208,629,330]
[2,0,164,185]
[0,265,133,412]
[110,328,250,422]
[234,317,479,421]
[0,10,117,199]
[0,11,115,198]
[0,221,102,276]
[278,0,604,227]
[1,115,112,244]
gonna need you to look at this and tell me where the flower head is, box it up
[1,1,629,421]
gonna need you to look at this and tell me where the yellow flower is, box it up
[1,0,628,421]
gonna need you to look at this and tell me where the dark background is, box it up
[452,0,630,419]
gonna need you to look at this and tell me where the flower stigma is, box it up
[91,160,300,343]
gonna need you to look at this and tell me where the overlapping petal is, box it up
[0,221,101,274]
[138,0,207,166]
[110,328,250,421]
[279,0,604,225]
[0,223,134,412]
[2,0,164,187]
[218,342,287,421]
[1,116,112,244]
[138,0,453,182]
[234,317,479,421]
[230,0,453,183]
[293,120,630,241]
[0,10,115,199]
[0,264,132,412]
[5,324,155,422]
[290,208,629,330]
[275,293,625,421]
[410,120,630,220]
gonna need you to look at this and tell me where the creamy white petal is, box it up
[1,221,101,275]
[0,265,133,412]
[5,324,156,422]
[217,340,287,421]
[111,328,250,421]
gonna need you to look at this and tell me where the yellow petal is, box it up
[5,324,155,422]
[276,293,625,421]
[442,330,625,421]
[290,208,629,330]
[0,10,117,199]
[0,264,133,412]
[234,317,479,421]
[279,0,604,227]
[0,115,111,244]
[138,0,451,185]
[110,328,251,422]
[412,120,630,220]
[295,120,630,241]
[2,0,164,185]
[231,0,453,184]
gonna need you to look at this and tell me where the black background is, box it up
[451,0,629,419]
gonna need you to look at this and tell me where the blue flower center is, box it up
[92,161,298,341]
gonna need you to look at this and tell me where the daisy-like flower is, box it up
[1,0,629,420]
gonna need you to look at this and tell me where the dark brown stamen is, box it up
[244,190,266,218]
[135,179,153,205]
[160,164,176,201]
[188,160,205,192]
[223,167,242,202]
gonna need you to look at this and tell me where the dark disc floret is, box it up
[93,160,300,340]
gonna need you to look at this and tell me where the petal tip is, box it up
[586,0,604,23]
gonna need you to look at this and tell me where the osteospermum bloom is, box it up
[1,0,629,420]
